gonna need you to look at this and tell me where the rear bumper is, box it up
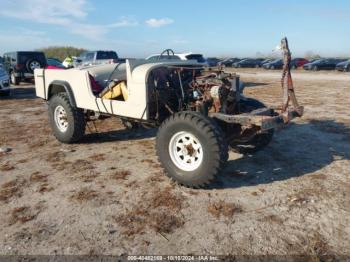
[211,107,304,132]
[13,72,34,78]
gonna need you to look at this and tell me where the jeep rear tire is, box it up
[26,59,43,73]
[156,112,228,188]
[48,93,86,143]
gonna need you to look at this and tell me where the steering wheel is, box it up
[159,49,175,60]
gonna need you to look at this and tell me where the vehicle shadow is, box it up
[210,119,350,189]
[245,82,269,88]
[0,85,37,100]
[81,127,157,143]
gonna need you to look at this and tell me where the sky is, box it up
[0,0,349,58]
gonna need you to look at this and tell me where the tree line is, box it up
[38,46,87,61]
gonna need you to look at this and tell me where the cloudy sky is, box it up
[0,0,349,57]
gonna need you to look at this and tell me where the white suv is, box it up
[146,50,207,65]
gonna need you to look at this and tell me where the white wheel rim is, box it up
[30,61,40,71]
[54,105,68,132]
[169,131,203,172]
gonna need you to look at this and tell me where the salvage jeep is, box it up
[34,48,303,188]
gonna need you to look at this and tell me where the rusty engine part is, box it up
[280,37,304,121]
[147,66,241,124]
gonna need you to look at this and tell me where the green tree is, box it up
[38,46,87,61]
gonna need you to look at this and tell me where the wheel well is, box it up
[48,84,66,98]
[48,82,76,107]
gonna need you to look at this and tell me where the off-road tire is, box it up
[10,71,19,85]
[156,111,228,188]
[26,59,43,73]
[48,93,86,143]
[230,98,274,154]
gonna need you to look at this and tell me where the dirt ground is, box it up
[0,68,349,256]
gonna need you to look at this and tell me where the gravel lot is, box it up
[0,68,349,256]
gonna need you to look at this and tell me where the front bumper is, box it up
[211,106,304,132]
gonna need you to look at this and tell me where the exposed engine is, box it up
[147,66,242,123]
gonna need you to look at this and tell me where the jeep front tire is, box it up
[156,112,228,188]
[48,93,86,143]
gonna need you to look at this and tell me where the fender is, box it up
[48,80,77,107]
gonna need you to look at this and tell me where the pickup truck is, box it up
[34,52,303,188]
[74,50,119,67]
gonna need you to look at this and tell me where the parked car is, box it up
[3,51,47,85]
[146,50,206,64]
[0,66,10,96]
[290,58,309,69]
[262,59,283,70]
[335,60,350,72]
[218,58,241,67]
[75,50,119,67]
[47,58,66,69]
[206,57,222,67]
[303,58,346,71]
[233,58,264,68]
[260,58,274,66]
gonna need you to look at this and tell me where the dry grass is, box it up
[69,188,98,203]
[46,151,65,163]
[141,159,156,165]
[116,208,184,236]
[110,170,131,181]
[9,206,41,225]
[310,173,327,180]
[17,158,28,164]
[71,159,95,172]
[150,186,184,211]
[114,186,185,237]
[37,183,54,193]
[80,171,99,183]
[0,162,15,171]
[88,153,106,161]
[30,172,48,183]
[259,214,284,225]
[0,179,26,203]
[208,200,243,219]
[137,140,154,149]
[287,184,331,209]
[145,173,165,183]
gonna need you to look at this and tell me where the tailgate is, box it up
[34,69,46,99]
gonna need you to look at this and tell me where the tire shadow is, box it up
[0,84,36,100]
[81,127,157,143]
